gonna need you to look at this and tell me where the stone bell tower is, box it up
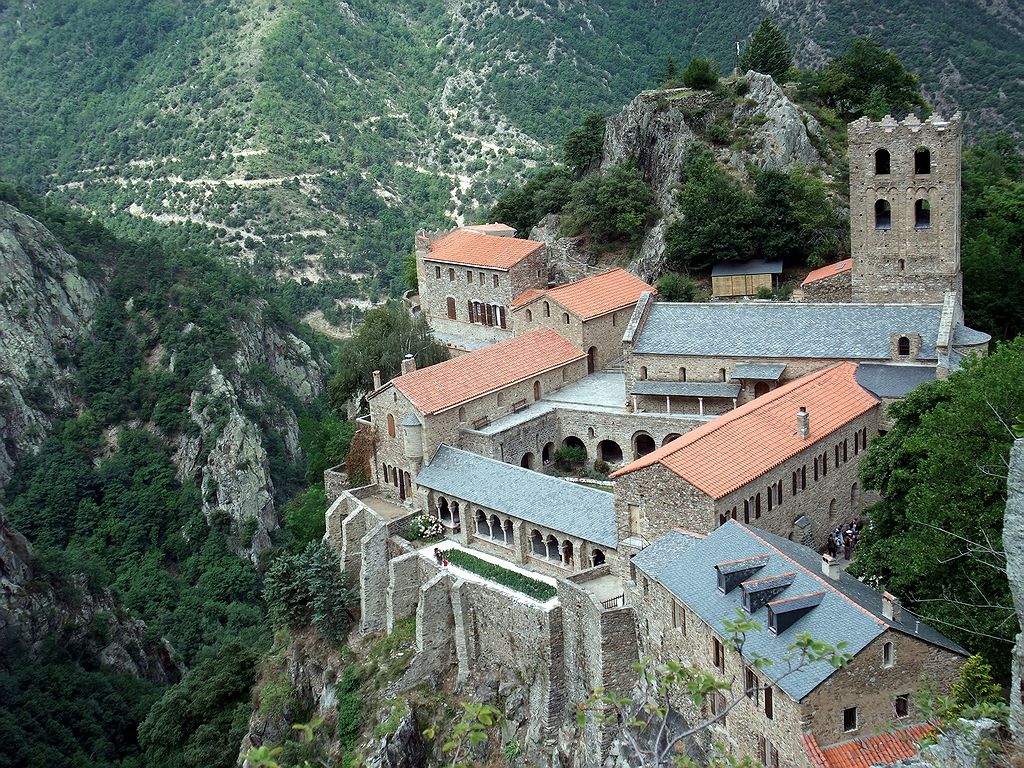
[848,113,963,305]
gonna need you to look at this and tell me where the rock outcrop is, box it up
[0,202,99,483]
[0,511,182,684]
[1006,438,1024,741]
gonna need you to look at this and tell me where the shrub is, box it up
[656,272,703,301]
[682,57,718,90]
[444,550,557,601]
[553,445,586,471]
[264,542,354,643]
[406,513,444,542]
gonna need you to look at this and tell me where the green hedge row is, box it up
[444,550,557,602]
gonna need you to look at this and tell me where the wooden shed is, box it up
[711,259,783,298]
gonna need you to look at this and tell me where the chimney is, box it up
[372,370,382,389]
[796,407,810,439]
[882,591,902,621]
[821,554,841,581]
[401,354,416,375]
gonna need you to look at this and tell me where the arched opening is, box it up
[598,440,624,463]
[874,199,892,230]
[521,452,535,470]
[562,312,570,325]
[562,435,586,457]
[458,406,467,423]
[451,501,461,527]
[587,346,597,374]
[754,382,770,398]
[829,498,837,517]
[562,540,574,567]
[874,148,890,175]
[883,641,895,668]
[387,414,396,437]
[446,296,457,319]
[533,380,541,401]
[914,199,931,228]
[587,427,595,439]
[591,549,606,566]
[898,258,905,272]
[530,529,545,556]
[639,366,648,380]
[475,510,489,537]
[543,301,550,317]
[914,147,931,174]
[525,309,533,321]
[438,496,450,522]
[678,367,686,382]
[633,432,656,458]
[897,336,911,356]
[489,514,502,540]
[545,534,559,560]
[542,442,554,463]
[851,482,859,512]
[404,471,411,496]
[662,433,682,447]
[503,519,513,545]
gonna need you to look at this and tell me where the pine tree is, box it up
[739,18,793,82]
[660,55,680,85]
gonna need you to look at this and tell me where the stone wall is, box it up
[512,302,635,372]
[324,465,348,503]
[802,270,853,303]
[848,114,962,305]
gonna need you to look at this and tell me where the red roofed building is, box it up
[611,363,880,549]
[414,227,548,347]
[510,268,655,372]
[366,328,587,501]
[800,258,854,302]
[803,724,933,768]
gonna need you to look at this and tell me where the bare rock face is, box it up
[0,511,182,684]
[529,214,595,284]
[0,202,99,483]
[1006,438,1024,741]
[730,71,825,172]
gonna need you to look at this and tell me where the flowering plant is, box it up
[408,513,445,541]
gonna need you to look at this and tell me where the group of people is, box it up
[433,547,450,568]
[825,520,863,561]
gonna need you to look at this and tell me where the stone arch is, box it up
[914,198,931,228]
[437,496,450,521]
[754,382,770,398]
[530,529,545,556]
[525,308,533,321]
[543,301,550,317]
[587,346,597,374]
[545,534,559,560]
[633,431,656,458]
[562,435,586,457]
[897,336,911,356]
[503,519,513,545]
[875,199,892,230]
[591,549,606,566]
[562,312,570,325]
[386,414,396,437]
[475,509,489,536]
[542,442,554,464]
[562,540,574,567]
[533,380,541,401]
[598,440,623,463]
[662,433,682,447]
[829,498,837,517]
[587,426,595,439]
[521,452,535,470]
[451,500,461,526]
[874,148,890,175]
[489,514,502,540]
[914,147,931,174]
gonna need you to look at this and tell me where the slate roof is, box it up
[804,724,933,768]
[611,363,878,498]
[378,328,585,415]
[711,259,784,277]
[415,445,617,547]
[952,324,991,346]
[632,523,966,702]
[632,303,947,361]
[854,364,936,398]
[631,381,741,399]
[731,363,786,381]
[511,269,654,320]
[801,259,852,286]
[424,229,544,270]
[463,222,517,235]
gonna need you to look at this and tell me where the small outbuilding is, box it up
[711,259,783,298]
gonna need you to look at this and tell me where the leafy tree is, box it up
[655,272,704,302]
[264,542,355,643]
[751,168,846,266]
[951,655,1004,711]
[738,18,793,81]
[283,485,329,547]
[682,57,718,90]
[565,161,656,242]
[815,38,928,119]
[851,338,1024,675]
[563,112,606,176]
[327,303,449,409]
[139,642,259,768]
[659,55,681,86]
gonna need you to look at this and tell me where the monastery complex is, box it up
[325,113,989,767]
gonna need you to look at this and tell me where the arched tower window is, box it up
[897,336,911,356]
[543,301,550,317]
[533,380,541,401]
[678,367,686,382]
[639,366,648,380]
[562,312,570,325]
[386,414,396,437]
[914,147,931,174]
[898,258,905,272]
[874,148,890,175]
[914,199,931,228]
[458,406,467,422]
[525,309,532,321]
[875,199,892,230]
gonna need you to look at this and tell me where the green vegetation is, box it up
[563,113,606,177]
[564,161,656,243]
[553,445,587,471]
[851,338,1024,675]
[444,550,557,602]
[655,273,705,302]
[264,542,355,644]
[682,57,719,90]
[739,18,793,81]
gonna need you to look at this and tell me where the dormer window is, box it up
[715,555,770,593]
[897,336,911,356]
[767,591,825,633]
[740,572,796,613]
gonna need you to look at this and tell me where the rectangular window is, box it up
[449,268,455,281]
[764,685,773,719]
[792,472,798,496]
[814,458,819,482]
[894,694,909,718]
[709,690,727,725]
[492,274,499,287]
[768,741,779,768]
[434,265,441,279]
[843,706,858,732]
[712,637,724,671]
[479,271,485,284]
[844,439,848,462]
[744,667,760,703]
[672,601,686,635]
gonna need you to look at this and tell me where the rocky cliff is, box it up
[0,510,182,684]
[1006,438,1024,741]
[0,202,99,483]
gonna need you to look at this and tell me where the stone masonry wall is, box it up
[513,302,635,372]
[802,270,853,303]
[848,114,962,305]
[1006,439,1024,742]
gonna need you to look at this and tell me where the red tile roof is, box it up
[425,229,544,270]
[510,269,655,320]
[610,363,878,498]
[802,258,853,287]
[804,724,932,768]
[385,328,585,414]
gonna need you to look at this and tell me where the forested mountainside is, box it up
[0,0,1020,311]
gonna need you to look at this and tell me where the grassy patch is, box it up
[444,550,557,602]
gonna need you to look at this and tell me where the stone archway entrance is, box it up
[633,432,656,458]
[587,346,597,374]
[521,452,535,470]
[598,440,623,464]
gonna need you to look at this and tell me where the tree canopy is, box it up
[682,57,719,90]
[851,338,1024,675]
[814,38,928,119]
[562,112,606,177]
[739,18,793,81]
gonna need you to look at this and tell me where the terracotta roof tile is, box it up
[425,229,544,270]
[804,724,932,768]
[801,258,853,286]
[386,328,584,414]
[610,363,878,497]
[511,269,654,320]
